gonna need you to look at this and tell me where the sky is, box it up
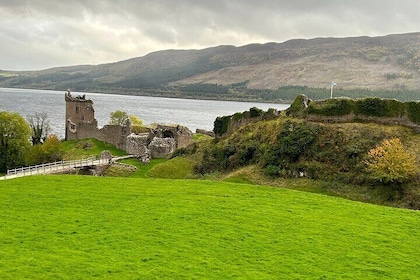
[1,0,420,71]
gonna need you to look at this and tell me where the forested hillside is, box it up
[1,32,420,102]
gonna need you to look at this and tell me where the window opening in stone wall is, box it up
[163,131,174,138]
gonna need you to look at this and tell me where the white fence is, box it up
[4,157,110,179]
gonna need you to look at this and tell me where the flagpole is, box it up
[330,82,337,99]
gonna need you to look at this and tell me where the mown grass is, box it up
[0,175,419,279]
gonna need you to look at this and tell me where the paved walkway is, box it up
[0,155,135,180]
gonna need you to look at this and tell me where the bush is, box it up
[265,165,280,176]
[364,138,417,184]
[26,134,64,165]
[249,107,263,118]
[407,102,420,124]
[214,116,231,137]
[305,97,414,120]
[307,98,355,116]
[355,98,405,118]
[263,121,316,169]
[287,94,309,117]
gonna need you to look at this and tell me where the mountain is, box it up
[1,32,420,102]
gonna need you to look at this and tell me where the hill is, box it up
[180,97,420,209]
[1,32,420,102]
[0,175,419,278]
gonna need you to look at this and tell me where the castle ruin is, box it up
[65,91,193,160]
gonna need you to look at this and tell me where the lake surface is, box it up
[0,88,290,138]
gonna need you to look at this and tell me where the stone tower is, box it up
[65,90,97,140]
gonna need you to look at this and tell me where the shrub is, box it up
[287,94,309,117]
[276,121,316,163]
[249,107,263,118]
[307,98,354,116]
[26,134,64,165]
[364,138,417,184]
[265,165,280,176]
[355,98,386,116]
[263,121,316,169]
[214,116,231,137]
[407,102,420,124]
[355,98,405,118]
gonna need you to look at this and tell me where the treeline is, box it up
[0,112,63,173]
[173,84,420,103]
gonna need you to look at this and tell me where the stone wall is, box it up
[148,137,176,158]
[151,124,193,149]
[126,133,150,155]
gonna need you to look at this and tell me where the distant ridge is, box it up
[1,32,420,101]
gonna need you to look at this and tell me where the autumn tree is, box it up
[25,134,63,165]
[0,111,31,171]
[27,112,51,145]
[129,115,148,134]
[364,138,417,184]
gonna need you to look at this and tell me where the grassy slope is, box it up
[61,139,127,160]
[197,115,420,208]
[1,175,419,279]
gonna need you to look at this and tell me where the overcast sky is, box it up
[1,0,419,71]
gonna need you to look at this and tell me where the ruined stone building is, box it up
[65,91,193,160]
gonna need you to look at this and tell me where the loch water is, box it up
[0,87,290,138]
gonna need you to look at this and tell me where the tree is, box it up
[364,138,417,184]
[129,115,147,134]
[42,134,63,162]
[25,134,63,165]
[27,112,51,145]
[109,110,128,125]
[129,115,143,126]
[0,111,31,172]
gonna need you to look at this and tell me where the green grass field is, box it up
[1,175,419,279]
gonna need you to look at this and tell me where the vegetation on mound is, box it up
[0,176,419,279]
[214,107,279,137]
[61,138,127,160]
[184,108,420,209]
[301,96,420,124]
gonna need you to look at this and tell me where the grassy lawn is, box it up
[0,175,419,279]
